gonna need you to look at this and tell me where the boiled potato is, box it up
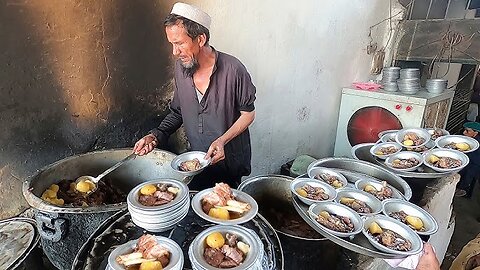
[319,211,331,219]
[206,232,225,249]
[43,189,57,199]
[364,184,377,193]
[296,188,308,197]
[403,140,414,146]
[429,155,440,164]
[208,208,230,220]
[49,184,60,193]
[369,222,383,234]
[52,198,65,206]
[340,197,355,204]
[139,261,163,270]
[140,184,157,196]
[76,180,92,193]
[405,215,424,230]
[455,143,470,151]
[332,180,343,188]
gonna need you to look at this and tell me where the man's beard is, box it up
[181,58,199,77]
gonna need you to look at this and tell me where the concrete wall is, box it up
[195,0,392,174]
[0,0,393,217]
[0,0,181,218]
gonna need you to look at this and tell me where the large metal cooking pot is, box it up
[238,175,342,269]
[22,149,191,270]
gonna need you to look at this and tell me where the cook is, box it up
[133,2,256,190]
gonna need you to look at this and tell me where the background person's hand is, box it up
[416,243,440,270]
[133,134,158,156]
[205,138,225,164]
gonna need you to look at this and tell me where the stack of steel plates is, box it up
[425,79,448,94]
[381,67,400,92]
[398,68,420,94]
[127,179,190,232]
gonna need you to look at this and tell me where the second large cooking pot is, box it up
[22,149,191,270]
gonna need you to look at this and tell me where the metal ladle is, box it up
[74,153,137,195]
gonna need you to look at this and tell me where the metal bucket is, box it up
[22,149,191,270]
[238,175,342,269]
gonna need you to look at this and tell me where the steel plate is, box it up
[351,143,457,179]
[307,157,412,200]
[292,196,412,259]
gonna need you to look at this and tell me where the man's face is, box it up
[165,23,200,69]
[463,128,478,138]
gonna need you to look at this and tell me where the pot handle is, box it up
[36,212,68,242]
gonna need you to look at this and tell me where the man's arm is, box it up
[205,110,255,163]
[133,85,183,155]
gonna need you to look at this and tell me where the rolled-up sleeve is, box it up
[235,66,256,112]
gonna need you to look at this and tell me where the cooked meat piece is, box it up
[389,210,408,223]
[430,129,444,140]
[204,247,225,267]
[158,255,170,269]
[434,157,461,169]
[219,258,239,268]
[408,145,428,152]
[137,234,157,253]
[203,192,227,207]
[138,195,157,206]
[403,133,425,146]
[316,212,354,233]
[221,245,244,264]
[213,183,234,201]
[413,138,425,146]
[54,179,125,207]
[157,183,168,192]
[314,173,344,188]
[153,199,171,206]
[301,184,330,201]
[389,211,426,232]
[225,233,238,247]
[378,146,398,155]
[373,229,412,251]
[138,184,177,206]
[179,158,201,172]
[202,182,235,211]
[154,191,175,202]
[202,200,215,214]
[341,199,372,214]
[391,158,420,169]
[365,181,393,201]
[144,244,170,261]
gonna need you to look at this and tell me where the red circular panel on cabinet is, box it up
[347,106,403,146]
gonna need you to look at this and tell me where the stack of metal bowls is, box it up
[127,179,190,232]
[107,236,184,270]
[398,68,421,94]
[381,67,400,92]
[425,79,448,94]
[188,225,264,270]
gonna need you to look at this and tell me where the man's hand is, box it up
[133,134,158,156]
[205,138,226,164]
